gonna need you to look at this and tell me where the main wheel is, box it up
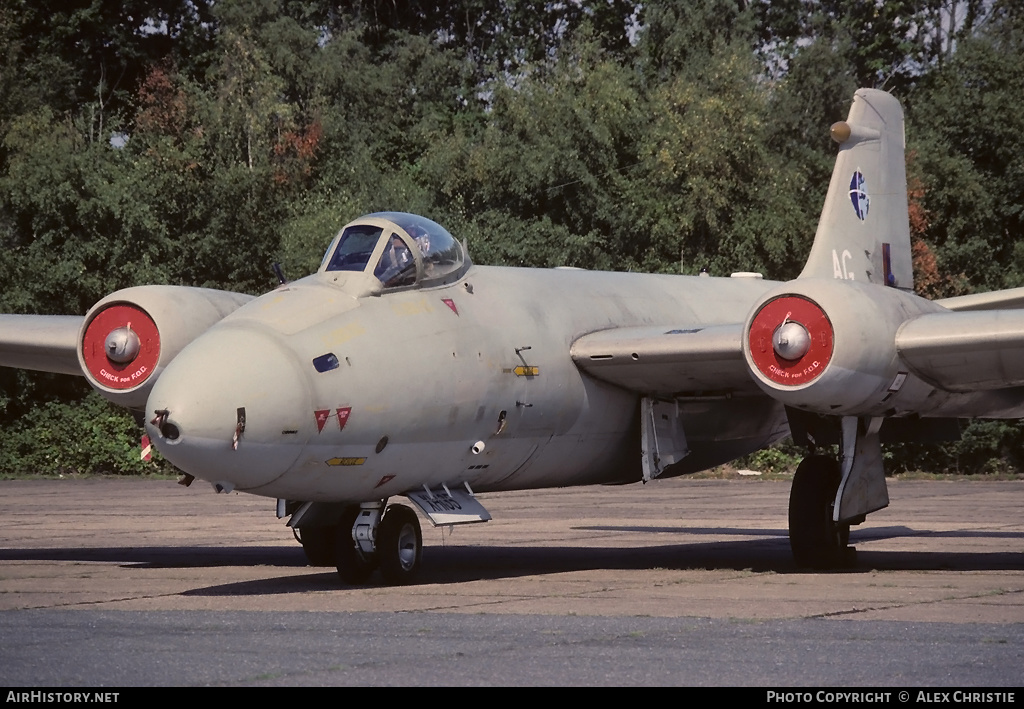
[335,506,376,585]
[789,455,851,569]
[298,525,337,567]
[377,504,422,585]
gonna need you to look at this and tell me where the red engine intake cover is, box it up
[81,304,161,390]
[748,295,834,386]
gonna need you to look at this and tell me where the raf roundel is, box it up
[849,170,870,220]
[81,304,161,390]
[748,295,834,386]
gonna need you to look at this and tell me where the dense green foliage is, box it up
[0,391,175,477]
[1,0,1022,475]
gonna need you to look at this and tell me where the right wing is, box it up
[0,315,84,376]
[0,286,255,410]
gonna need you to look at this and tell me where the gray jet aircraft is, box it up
[3,88,1024,584]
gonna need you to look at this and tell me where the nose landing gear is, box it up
[376,504,423,585]
[333,502,423,586]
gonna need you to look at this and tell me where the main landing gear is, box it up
[788,455,853,569]
[785,414,891,570]
[296,526,337,567]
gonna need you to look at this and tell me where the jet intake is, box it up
[748,294,833,386]
[772,321,812,362]
[78,286,254,409]
[742,279,946,417]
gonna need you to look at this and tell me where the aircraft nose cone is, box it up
[146,325,312,491]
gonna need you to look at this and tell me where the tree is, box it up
[0,0,216,143]
[414,26,645,269]
[906,1,1024,292]
[634,41,816,278]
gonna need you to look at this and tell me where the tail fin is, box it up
[799,89,913,291]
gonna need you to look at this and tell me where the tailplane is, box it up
[799,89,913,291]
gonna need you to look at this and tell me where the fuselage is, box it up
[145,264,789,503]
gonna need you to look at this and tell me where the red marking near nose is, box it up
[374,475,396,489]
[314,409,330,433]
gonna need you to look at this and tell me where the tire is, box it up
[788,455,851,569]
[377,504,422,585]
[298,525,337,567]
[335,506,376,585]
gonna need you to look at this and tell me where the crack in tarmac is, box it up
[808,586,1024,620]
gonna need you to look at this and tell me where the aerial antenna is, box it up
[272,262,287,285]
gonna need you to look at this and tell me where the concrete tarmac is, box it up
[0,477,1022,686]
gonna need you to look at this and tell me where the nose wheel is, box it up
[332,503,422,585]
[377,504,423,585]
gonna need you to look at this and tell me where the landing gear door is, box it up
[406,486,492,526]
[641,397,690,482]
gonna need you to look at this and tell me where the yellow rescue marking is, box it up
[325,457,366,466]
[391,297,433,316]
[321,321,367,347]
[258,293,289,310]
[513,365,540,377]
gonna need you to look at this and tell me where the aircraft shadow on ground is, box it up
[191,524,1024,596]
[179,543,1024,598]
[3,524,1022,598]
[0,546,306,568]
[579,524,1024,541]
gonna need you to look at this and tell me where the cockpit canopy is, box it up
[321,212,468,291]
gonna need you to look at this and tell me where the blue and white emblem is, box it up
[849,170,869,220]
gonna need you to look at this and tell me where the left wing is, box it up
[569,323,757,396]
[0,315,84,376]
[896,309,1024,392]
[937,286,1024,312]
[571,300,1024,401]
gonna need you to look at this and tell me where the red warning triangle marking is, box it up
[442,298,458,316]
[336,406,351,431]
[314,409,331,433]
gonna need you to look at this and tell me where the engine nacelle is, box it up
[78,286,254,409]
[742,278,946,416]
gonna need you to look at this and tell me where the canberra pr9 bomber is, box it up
[3,88,1024,584]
